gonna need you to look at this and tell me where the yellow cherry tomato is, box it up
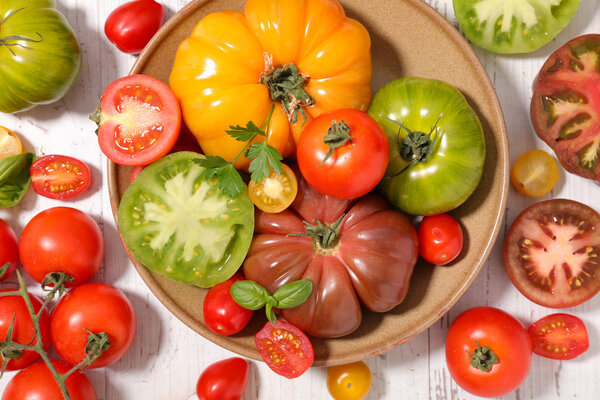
[327,361,372,400]
[169,0,372,170]
[511,149,559,197]
[0,126,23,160]
[248,163,298,213]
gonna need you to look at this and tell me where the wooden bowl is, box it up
[108,0,509,366]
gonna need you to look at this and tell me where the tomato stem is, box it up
[319,120,353,166]
[291,213,346,251]
[467,341,499,372]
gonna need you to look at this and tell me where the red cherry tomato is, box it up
[196,357,249,400]
[0,291,51,371]
[0,218,18,281]
[30,155,91,200]
[105,0,165,54]
[50,282,137,368]
[19,207,104,286]
[255,320,314,379]
[445,307,532,398]
[528,313,589,360]
[418,213,463,265]
[1,360,97,400]
[95,74,181,166]
[203,276,253,336]
[297,109,389,199]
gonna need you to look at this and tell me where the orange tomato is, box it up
[511,149,559,197]
[0,126,22,160]
[169,0,372,169]
[248,163,298,213]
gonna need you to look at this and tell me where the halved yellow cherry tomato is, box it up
[248,163,298,213]
[327,361,372,400]
[511,149,559,197]
[0,127,23,160]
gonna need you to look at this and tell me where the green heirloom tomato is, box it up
[118,152,254,287]
[0,0,82,113]
[453,0,581,54]
[368,77,485,216]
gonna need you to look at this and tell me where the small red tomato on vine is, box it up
[105,0,165,54]
[0,218,19,281]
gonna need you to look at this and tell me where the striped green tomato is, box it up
[368,77,486,216]
[0,0,82,113]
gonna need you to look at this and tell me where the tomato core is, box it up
[260,62,314,123]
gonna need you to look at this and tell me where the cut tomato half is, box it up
[0,126,22,160]
[94,74,181,166]
[248,164,298,213]
[30,155,91,200]
[528,313,589,360]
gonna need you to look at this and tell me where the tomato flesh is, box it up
[248,163,298,213]
[327,361,372,400]
[504,199,600,308]
[255,320,314,379]
[418,213,463,265]
[511,149,559,197]
[0,126,22,160]
[528,313,589,360]
[30,155,91,199]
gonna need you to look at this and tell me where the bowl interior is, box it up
[108,0,509,366]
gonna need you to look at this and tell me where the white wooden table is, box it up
[1,0,599,399]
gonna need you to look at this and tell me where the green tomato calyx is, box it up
[291,213,346,252]
[467,341,499,372]
[319,120,354,166]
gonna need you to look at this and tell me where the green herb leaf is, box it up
[265,305,277,324]
[273,279,313,309]
[219,165,246,198]
[194,155,229,170]
[247,142,283,184]
[0,153,35,208]
[226,120,265,142]
[231,280,271,310]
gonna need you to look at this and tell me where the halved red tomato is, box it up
[503,199,600,308]
[254,320,313,379]
[30,155,91,200]
[528,313,589,360]
[93,74,181,166]
[531,34,600,183]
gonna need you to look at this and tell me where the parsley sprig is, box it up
[194,105,283,198]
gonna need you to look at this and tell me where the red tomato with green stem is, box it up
[196,357,249,400]
[50,282,137,369]
[19,207,104,286]
[92,74,181,166]
[105,0,165,54]
[0,218,18,281]
[297,109,389,200]
[445,307,532,398]
[418,213,463,265]
[203,276,253,336]
[0,291,51,371]
[528,313,589,360]
[30,155,91,200]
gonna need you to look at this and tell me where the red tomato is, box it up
[0,291,50,371]
[19,207,104,286]
[196,357,249,400]
[528,313,589,360]
[203,276,253,336]
[297,109,389,199]
[30,155,91,200]
[1,359,97,400]
[95,74,181,166]
[503,199,600,308]
[105,0,164,54]
[445,307,532,398]
[50,282,137,368]
[418,213,463,265]
[0,218,18,281]
[255,320,314,379]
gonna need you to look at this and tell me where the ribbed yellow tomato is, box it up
[169,0,372,169]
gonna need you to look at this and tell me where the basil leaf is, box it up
[230,280,270,310]
[273,279,313,309]
[0,153,35,208]
[265,304,277,324]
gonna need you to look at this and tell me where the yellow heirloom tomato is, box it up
[169,0,372,169]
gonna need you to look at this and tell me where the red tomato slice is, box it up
[255,320,314,379]
[95,74,181,166]
[30,155,91,200]
[528,313,589,360]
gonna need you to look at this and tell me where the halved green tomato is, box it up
[453,0,581,54]
[117,151,254,287]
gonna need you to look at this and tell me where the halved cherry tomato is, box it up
[528,313,589,360]
[94,74,181,166]
[248,164,298,213]
[196,357,249,400]
[418,213,463,265]
[30,155,91,200]
[327,361,372,400]
[255,320,313,379]
[0,126,22,160]
[511,149,559,197]
[203,276,253,336]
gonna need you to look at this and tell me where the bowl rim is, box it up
[107,0,509,366]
